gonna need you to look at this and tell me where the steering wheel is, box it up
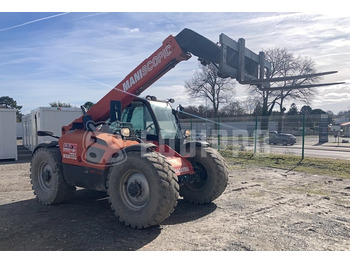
[146,123,155,131]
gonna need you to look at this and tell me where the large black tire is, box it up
[180,147,228,204]
[107,151,179,229]
[30,147,76,205]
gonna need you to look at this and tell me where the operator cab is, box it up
[121,96,185,151]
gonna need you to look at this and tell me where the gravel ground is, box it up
[0,160,349,251]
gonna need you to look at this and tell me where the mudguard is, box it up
[32,141,59,155]
[124,143,157,154]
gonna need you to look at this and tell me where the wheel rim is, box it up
[187,161,208,190]
[121,172,150,210]
[38,162,53,192]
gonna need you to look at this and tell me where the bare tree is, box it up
[185,63,236,118]
[241,96,261,115]
[221,101,246,116]
[250,47,318,117]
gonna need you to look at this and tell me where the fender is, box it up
[185,140,209,149]
[32,141,59,155]
[122,142,157,155]
[107,142,158,166]
[183,141,210,158]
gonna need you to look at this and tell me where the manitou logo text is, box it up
[122,45,172,92]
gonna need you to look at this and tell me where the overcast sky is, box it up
[1,4,349,115]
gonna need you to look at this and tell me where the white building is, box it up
[22,107,82,151]
[0,108,18,160]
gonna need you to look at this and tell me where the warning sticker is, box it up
[63,143,77,160]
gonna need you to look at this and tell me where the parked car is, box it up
[266,131,296,146]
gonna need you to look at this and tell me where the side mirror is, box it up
[80,105,87,115]
[110,100,122,122]
[37,130,53,137]
[37,130,59,139]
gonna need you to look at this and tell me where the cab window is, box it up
[122,103,156,137]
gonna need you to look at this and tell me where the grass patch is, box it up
[220,149,350,179]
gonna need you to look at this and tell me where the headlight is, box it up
[184,130,191,138]
[120,127,130,137]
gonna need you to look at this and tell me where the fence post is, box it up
[254,116,258,154]
[302,113,305,160]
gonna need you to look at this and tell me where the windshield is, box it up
[150,101,182,139]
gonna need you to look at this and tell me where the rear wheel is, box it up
[180,147,228,204]
[107,151,179,229]
[30,147,76,205]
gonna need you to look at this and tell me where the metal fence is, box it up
[180,113,335,159]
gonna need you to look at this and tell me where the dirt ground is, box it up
[0,159,349,251]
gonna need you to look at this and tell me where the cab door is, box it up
[121,101,158,141]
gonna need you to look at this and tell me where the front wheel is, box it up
[107,151,179,229]
[180,147,228,204]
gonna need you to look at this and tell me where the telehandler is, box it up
[31,29,229,228]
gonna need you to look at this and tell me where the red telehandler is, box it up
[30,29,229,228]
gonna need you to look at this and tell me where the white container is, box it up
[22,114,32,150]
[0,108,18,160]
[22,107,82,151]
[16,122,23,138]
